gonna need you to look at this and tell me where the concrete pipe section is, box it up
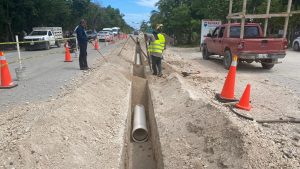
[132,104,148,143]
[135,53,141,65]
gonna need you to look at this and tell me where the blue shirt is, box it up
[75,25,88,44]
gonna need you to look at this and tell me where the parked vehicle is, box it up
[112,27,120,36]
[293,37,300,51]
[98,31,112,41]
[202,23,288,69]
[24,27,63,50]
[102,28,113,32]
[86,30,97,40]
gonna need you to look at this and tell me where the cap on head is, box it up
[80,19,86,25]
[156,24,163,30]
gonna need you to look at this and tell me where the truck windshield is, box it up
[30,31,48,36]
[230,26,260,38]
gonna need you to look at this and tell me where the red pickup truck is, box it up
[202,23,288,69]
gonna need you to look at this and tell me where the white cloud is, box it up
[124,13,151,29]
[136,0,159,8]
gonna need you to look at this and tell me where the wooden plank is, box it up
[291,10,300,14]
[283,0,292,38]
[227,0,233,38]
[227,13,293,19]
[240,0,247,39]
[264,0,271,37]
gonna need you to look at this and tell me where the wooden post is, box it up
[227,0,233,38]
[264,0,271,37]
[240,0,247,39]
[283,0,292,38]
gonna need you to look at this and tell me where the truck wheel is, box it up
[56,41,61,48]
[293,42,300,51]
[261,60,275,69]
[202,45,210,60]
[45,42,50,50]
[223,50,232,70]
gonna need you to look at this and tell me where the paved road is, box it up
[267,50,300,96]
[0,41,124,110]
[232,50,300,96]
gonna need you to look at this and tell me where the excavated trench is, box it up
[120,38,164,169]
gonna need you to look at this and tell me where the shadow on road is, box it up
[201,55,274,74]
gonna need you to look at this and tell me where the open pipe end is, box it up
[132,128,148,143]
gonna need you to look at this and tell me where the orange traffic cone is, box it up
[0,51,18,89]
[94,38,99,50]
[64,43,72,62]
[235,84,252,111]
[216,55,238,102]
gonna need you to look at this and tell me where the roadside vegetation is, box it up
[0,0,133,42]
[142,0,300,45]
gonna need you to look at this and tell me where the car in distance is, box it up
[86,30,97,40]
[98,31,112,41]
[293,37,300,51]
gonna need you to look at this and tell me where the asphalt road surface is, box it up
[0,41,123,110]
[233,50,300,97]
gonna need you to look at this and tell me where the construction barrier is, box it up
[64,42,72,62]
[0,51,18,89]
[215,55,239,102]
[235,84,252,111]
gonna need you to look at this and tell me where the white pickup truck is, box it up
[24,27,63,50]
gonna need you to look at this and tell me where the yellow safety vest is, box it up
[158,33,165,49]
[148,33,165,56]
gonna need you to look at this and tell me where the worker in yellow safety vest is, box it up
[147,24,166,77]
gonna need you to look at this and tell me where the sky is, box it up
[95,0,159,29]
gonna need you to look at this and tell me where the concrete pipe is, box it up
[135,53,141,65]
[132,104,148,143]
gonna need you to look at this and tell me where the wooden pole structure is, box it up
[227,0,233,38]
[240,0,247,39]
[226,0,300,42]
[283,0,293,38]
[264,0,271,37]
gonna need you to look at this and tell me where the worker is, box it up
[147,24,166,77]
[75,19,89,70]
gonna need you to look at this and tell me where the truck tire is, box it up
[56,41,61,48]
[293,42,299,51]
[261,59,274,69]
[223,50,232,70]
[202,45,210,60]
[45,42,50,50]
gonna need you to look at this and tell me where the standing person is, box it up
[75,19,89,70]
[147,24,166,77]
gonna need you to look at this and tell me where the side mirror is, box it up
[207,33,212,37]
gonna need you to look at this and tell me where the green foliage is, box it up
[0,0,133,42]
[149,0,300,45]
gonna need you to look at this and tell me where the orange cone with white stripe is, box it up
[94,38,99,50]
[235,84,252,111]
[0,51,18,89]
[64,42,72,62]
[216,55,238,102]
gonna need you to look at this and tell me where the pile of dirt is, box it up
[0,40,135,168]
[146,46,300,168]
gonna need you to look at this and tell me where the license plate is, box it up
[258,54,268,58]
[30,42,34,45]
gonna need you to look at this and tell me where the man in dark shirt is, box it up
[75,19,89,70]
